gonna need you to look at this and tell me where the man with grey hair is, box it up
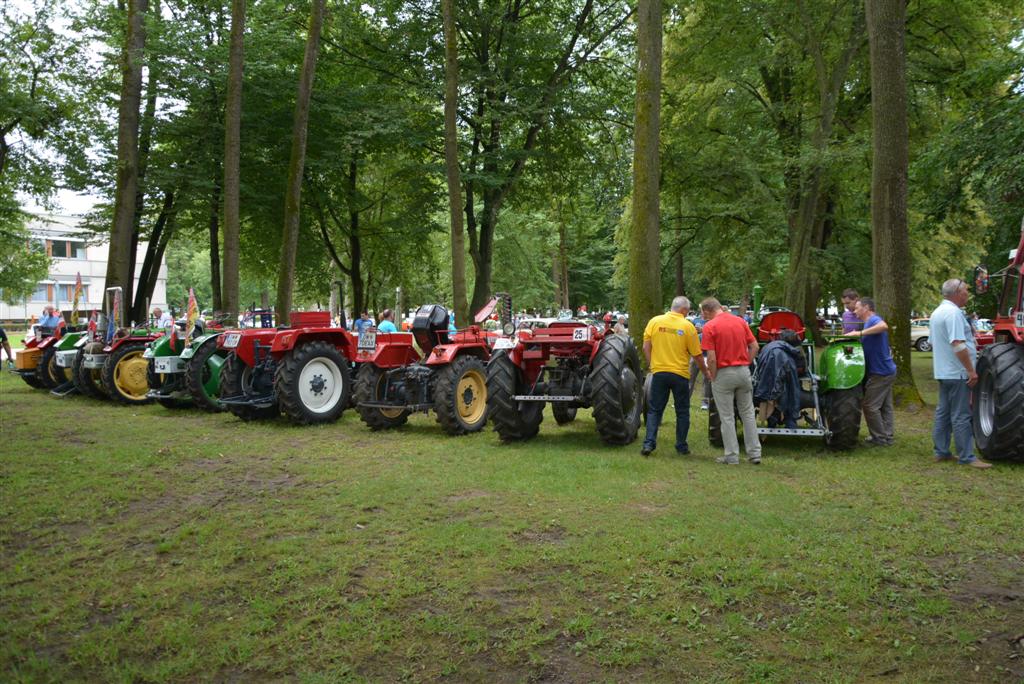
[640,296,707,456]
[929,278,991,468]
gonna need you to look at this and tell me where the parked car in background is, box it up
[910,318,932,352]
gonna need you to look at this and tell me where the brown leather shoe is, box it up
[966,459,992,469]
[934,455,955,463]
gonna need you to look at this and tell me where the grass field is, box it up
[2,355,1022,682]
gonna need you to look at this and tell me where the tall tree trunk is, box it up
[130,34,160,323]
[628,0,662,356]
[222,0,245,320]
[345,160,365,316]
[134,189,175,318]
[442,0,469,325]
[556,200,570,308]
[275,0,326,324]
[209,182,223,312]
[674,194,684,296]
[867,0,922,405]
[105,0,148,321]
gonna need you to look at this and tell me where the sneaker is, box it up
[966,459,992,469]
[748,455,761,465]
[676,448,690,456]
[716,456,739,465]
[934,455,956,463]
[700,403,709,411]
[640,446,653,457]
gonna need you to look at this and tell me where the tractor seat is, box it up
[411,304,450,352]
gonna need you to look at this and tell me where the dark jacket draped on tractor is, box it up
[752,340,805,425]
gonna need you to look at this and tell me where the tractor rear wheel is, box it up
[185,340,225,412]
[434,355,488,435]
[590,335,643,445]
[823,387,862,450]
[276,340,351,425]
[973,343,1024,461]
[38,346,70,389]
[102,342,153,405]
[73,343,106,398]
[146,359,189,409]
[354,363,409,430]
[486,351,543,442]
[220,352,279,421]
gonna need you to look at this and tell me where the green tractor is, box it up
[48,330,90,395]
[144,320,227,411]
[708,302,865,451]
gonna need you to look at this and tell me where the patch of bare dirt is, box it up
[446,489,492,502]
[514,525,568,545]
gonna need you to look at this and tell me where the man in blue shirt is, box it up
[38,306,62,329]
[377,309,398,333]
[353,311,371,334]
[928,279,991,468]
[848,297,897,447]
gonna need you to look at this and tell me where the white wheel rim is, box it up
[299,356,343,413]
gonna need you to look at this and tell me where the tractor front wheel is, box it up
[354,363,409,430]
[434,355,488,435]
[973,343,1024,461]
[102,342,153,405]
[20,369,44,389]
[590,335,643,445]
[38,346,70,389]
[185,340,226,412]
[146,359,189,409]
[73,343,106,398]
[823,387,862,450]
[486,351,543,442]
[220,352,279,421]
[276,340,351,425]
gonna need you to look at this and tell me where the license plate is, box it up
[154,357,184,374]
[358,331,377,350]
[1017,312,1024,328]
[571,327,590,342]
[222,333,241,348]
[493,337,516,350]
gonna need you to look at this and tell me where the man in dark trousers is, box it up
[640,296,707,457]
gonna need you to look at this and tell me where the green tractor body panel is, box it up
[818,340,866,392]
[200,346,226,396]
[180,333,219,360]
[56,331,85,350]
[143,333,183,360]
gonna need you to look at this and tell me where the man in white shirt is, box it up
[152,307,173,330]
[930,278,991,468]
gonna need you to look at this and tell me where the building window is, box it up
[31,283,50,302]
[58,284,88,302]
[50,240,87,259]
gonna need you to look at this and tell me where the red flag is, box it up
[87,310,97,339]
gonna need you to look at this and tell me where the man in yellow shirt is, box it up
[641,296,708,456]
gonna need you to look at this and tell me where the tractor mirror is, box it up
[974,266,989,295]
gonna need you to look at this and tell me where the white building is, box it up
[0,213,168,324]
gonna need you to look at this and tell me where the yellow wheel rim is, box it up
[456,368,487,424]
[50,356,72,383]
[113,350,150,400]
[376,374,405,418]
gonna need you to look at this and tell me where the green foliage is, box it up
[0,191,50,303]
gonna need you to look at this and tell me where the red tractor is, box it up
[353,296,509,435]
[486,318,643,444]
[218,310,358,425]
[972,218,1024,460]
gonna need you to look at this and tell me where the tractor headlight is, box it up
[503,323,515,336]
[223,333,241,349]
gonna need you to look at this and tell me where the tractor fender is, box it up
[144,333,178,359]
[36,334,61,351]
[271,329,358,360]
[55,332,85,350]
[352,332,420,367]
[424,342,489,366]
[818,341,866,391]
[180,332,221,360]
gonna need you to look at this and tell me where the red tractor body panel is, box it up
[992,230,1024,345]
[422,326,493,366]
[218,328,278,367]
[104,331,163,354]
[511,323,602,385]
[270,328,357,359]
[353,332,420,367]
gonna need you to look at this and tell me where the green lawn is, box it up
[1,355,1022,682]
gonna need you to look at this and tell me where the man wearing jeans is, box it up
[846,297,897,447]
[930,278,992,469]
[640,297,707,457]
[700,298,761,465]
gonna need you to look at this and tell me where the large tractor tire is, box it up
[434,355,488,435]
[220,352,279,421]
[973,343,1024,461]
[590,334,643,445]
[354,363,409,430]
[185,340,225,413]
[486,351,543,442]
[146,359,189,409]
[275,340,351,425]
[102,342,153,405]
[38,346,71,389]
[823,387,862,450]
[73,343,106,398]
[20,369,44,389]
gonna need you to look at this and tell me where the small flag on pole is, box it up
[88,310,97,339]
[184,288,199,345]
[71,272,83,324]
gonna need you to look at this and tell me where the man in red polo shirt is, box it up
[700,298,761,465]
